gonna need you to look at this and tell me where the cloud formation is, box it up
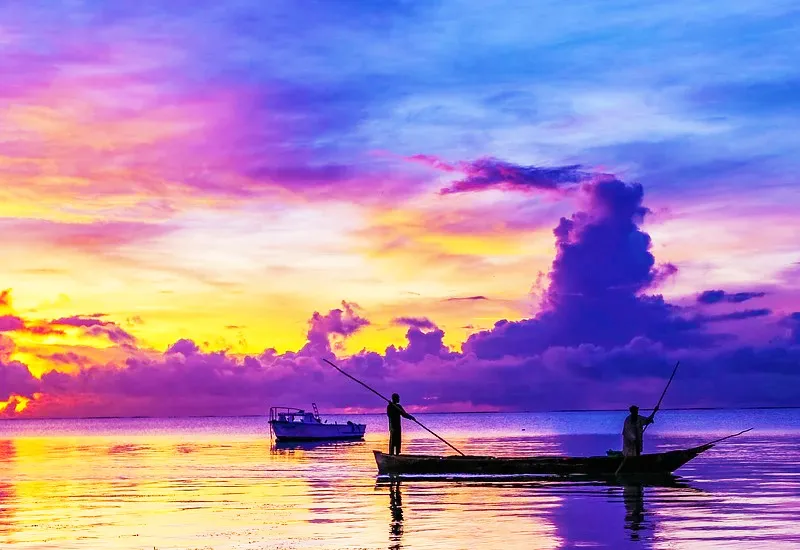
[50,315,137,346]
[301,301,369,356]
[3,171,798,418]
[463,177,704,360]
[408,155,593,195]
[391,316,438,330]
[697,290,767,304]
[444,296,489,302]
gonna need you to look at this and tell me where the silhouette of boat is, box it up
[373,443,712,478]
[269,404,366,442]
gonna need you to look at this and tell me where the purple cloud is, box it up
[444,295,489,302]
[781,312,800,344]
[50,315,108,328]
[462,178,718,360]
[697,290,767,304]
[299,301,369,356]
[408,154,593,195]
[167,339,201,356]
[0,359,39,401]
[50,315,136,345]
[391,317,438,330]
[0,315,25,332]
[699,308,772,323]
[385,327,459,364]
[44,352,93,367]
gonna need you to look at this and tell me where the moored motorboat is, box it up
[269,404,366,442]
[374,443,712,478]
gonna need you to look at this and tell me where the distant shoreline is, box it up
[2,405,799,421]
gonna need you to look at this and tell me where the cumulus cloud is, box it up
[300,300,369,356]
[463,178,724,360]
[166,339,201,356]
[1,359,39,401]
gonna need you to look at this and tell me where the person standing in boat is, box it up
[623,405,654,456]
[387,393,415,455]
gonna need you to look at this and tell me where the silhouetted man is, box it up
[622,405,654,457]
[387,393,414,455]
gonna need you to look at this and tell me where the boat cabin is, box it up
[270,406,322,425]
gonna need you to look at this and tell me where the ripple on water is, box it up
[1,410,799,548]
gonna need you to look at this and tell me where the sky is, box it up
[1,0,799,417]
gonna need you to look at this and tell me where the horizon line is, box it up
[2,405,799,421]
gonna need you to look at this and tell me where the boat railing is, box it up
[269,406,306,422]
[268,406,326,424]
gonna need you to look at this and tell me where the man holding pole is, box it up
[322,357,465,456]
[387,393,415,455]
[622,405,654,456]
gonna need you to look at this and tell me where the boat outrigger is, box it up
[269,403,367,442]
[373,428,752,479]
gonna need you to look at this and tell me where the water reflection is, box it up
[0,412,798,549]
[0,440,15,543]
[270,439,367,453]
[388,479,404,549]
[623,483,646,541]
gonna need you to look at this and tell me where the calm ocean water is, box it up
[1,409,799,549]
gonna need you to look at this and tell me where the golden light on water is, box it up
[1,412,797,549]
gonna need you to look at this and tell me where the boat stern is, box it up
[374,450,408,475]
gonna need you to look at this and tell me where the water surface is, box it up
[1,409,799,549]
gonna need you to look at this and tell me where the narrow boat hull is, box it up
[271,421,366,442]
[373,444,712,478]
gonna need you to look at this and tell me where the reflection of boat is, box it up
[271,439,365,452]
[268,404,366,442]
[373,442,713,478]
[374,473,702,489]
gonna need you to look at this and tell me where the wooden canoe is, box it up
[373,443,713,478]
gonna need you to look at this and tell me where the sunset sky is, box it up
[2,0,799,417]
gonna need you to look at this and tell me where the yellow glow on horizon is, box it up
[0,394,35,414]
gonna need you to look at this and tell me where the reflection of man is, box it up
[387,393,415,455]
[622,405,654,457]
[623,484,645,540]
[389,480,403,534]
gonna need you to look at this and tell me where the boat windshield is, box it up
[270,407,322,423]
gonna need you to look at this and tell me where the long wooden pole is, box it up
[615,360,680,475]
[643,360,680,434]
[702,427,753,446]
[321,358,466,456]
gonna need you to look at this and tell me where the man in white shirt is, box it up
[622,405,654,456]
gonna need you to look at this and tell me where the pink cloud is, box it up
[0,315,25,332]
[1,219,176,253]
[49,314,136,345]
[406,154,458,172]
